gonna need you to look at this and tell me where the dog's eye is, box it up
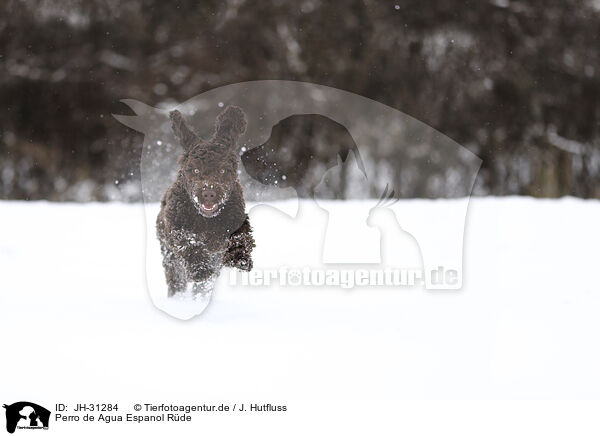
[194,169,199,174]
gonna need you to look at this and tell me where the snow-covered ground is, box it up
[1,197,600,435]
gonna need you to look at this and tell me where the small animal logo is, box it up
[3,402,50,434]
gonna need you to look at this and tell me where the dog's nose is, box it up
[201,190,217,202]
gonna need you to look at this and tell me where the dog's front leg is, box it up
[223,215,255,271]
[180,245,217,283]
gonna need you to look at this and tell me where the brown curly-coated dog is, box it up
[157,106,255,296]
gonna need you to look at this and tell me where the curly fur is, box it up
[157,106,255,296]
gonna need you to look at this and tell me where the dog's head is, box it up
[170,106,247,218]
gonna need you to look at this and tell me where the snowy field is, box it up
[1,197,600,435]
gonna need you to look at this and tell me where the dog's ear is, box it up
[214,105,247,148]
[170,110,199,151]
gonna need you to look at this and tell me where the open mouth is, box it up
[193,196,222,217]
[199,203,218,214]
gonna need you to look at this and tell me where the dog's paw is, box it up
[236,256,253,271]
[223,245,253,271]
